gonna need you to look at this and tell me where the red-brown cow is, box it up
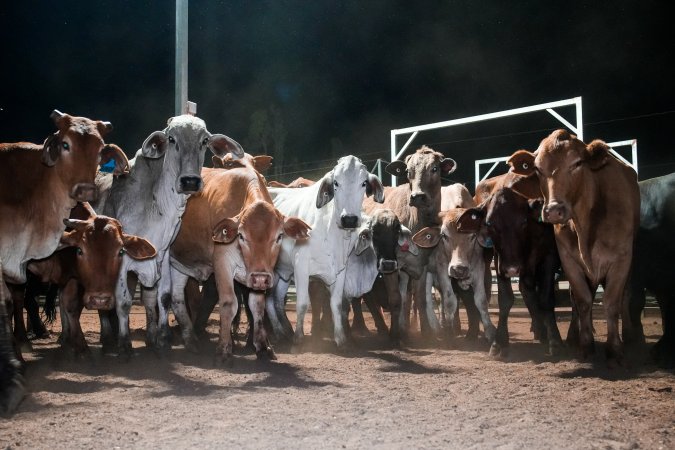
[169,163,311,362]
[27,203,155,355]
[508,129,639,365]
[0,110,128,350]
[268,177,316,188]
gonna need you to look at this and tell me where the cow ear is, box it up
[507,174,542,199]
[365,173,385,203]
[41,133,61,167]
[212,155,225,168]
[283,217,311,240]
[398,226,419,255]
[96,121,113,137]
[59,229,82,248]
[585,140,610,170]
[212,218,239,244]
[412,227,441,248]
[440,157,457,175]
[142,131,168,159]
[208,134,245,158]
[122,235,157,260]
[69,202,96,221]
[252,155,273,173]
[316,174,334,209]
[456,208,484,234]
[63,218,89,232]
[385,160,407,178]
[507,150,536,176]
[50,109,71,131]
[100,143,130,175]
[354,228,372,255]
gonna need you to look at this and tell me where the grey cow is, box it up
[93,115,243,356]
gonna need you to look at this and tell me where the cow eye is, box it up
[168,136,176,143]
[431,166,438,173]
[62,142,70,150]
[571,160,582,171]
[119,249,126,256]
[486,221,492,227]
[238,233,245,242]
[202,137,209,146]
[361,180,367,187]
[333,180,339,188]
[441,233,447,240]
[75,247,83,255]
[276,233,283,243]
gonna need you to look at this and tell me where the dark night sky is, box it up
[1,1,673,185]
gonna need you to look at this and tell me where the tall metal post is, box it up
[175,0,188,116]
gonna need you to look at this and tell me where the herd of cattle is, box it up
[0,111,673,415]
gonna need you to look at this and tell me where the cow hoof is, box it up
[18,341,32,354]
[184,337,200,354]
[257,347,277,361]
[489,343,508,359]
[547,340,564,357]
[214,353,234,368]
[0,372,25,417]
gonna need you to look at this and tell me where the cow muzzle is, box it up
[84,292,114,310]
[70,183,97,202]
[378,258,398,274]
[340,214,359,229]
[543,201,569,224]
[249,272,273,291]
[178,176,203,194]
[449,264,469,280]
[502,266,520,278]
[409,192,428,207]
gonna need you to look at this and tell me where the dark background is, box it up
[1,1,673,186]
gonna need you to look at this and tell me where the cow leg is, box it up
[364,294,389,337]
[247,291,276,360]
[603,265,632,366]
[8,284,30,353]
[628,283,647,346]
[193,275,217,335]
[214,268,238,364]
[329,272,349,349]
[24,279,48,339]
[536,262,564,356]
[565,272,595,359]
[184,277,202,322]
[472,269,496,347]
[651,290,674,368]
[292,272,311,351]
[519,275,546,342]
[398,271,411,338]
[61,280,89,356]
[266,277,294,343]
[114,273,135,358]
[153,256,175,352]
[350,298,369,335]
[309,279,328,338]
[418,269,441,337]
[169,269,198,353]
[490,274,515,358]
[460,287,481,339]
[437,272,459,345]
[0,279,25,415]
[382,272,401,342]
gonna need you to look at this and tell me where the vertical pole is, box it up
[390,131,397,187]
[575,96,583,142]
[376,159,383,181]
[175,0,188,116]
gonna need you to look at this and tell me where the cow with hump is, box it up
[169,152,311,362]
[508,129,639,365]
[267,155,385,350]
[27,203,155,356]
[468,171,563,357]
[363,146,457,338]
[93,115,242,356]
[0,110,128,351]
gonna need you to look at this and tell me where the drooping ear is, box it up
[355,228,372,255]
[283,217,311,240]
[100,143,130,175]
[122,234,157,260]
[41,133,61,167]
[208,134,245,158]
[506,174,542,199]
[96,121,113,137]
[507,150,536,177]
[50,109,71,131]
[212,155,225,168]
[585,139,610,170]
[412,227,442,248]
[316,173,335,209]
[456,208,484,234]
[385,160,407,178]
[528,198,545,222]
[440,157,457,175]
[398,226,419,256]
[141,131,168,159]
[59,229,83,248]
[366,173,385,203]
[252,155,273,173]
[212,217,240,244]
[69,202,96,221]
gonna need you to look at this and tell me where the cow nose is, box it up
[378,259,398,273]
[84,293,114,310]
[449,265,469,279]
[503,266,520,278]
[249,272,273,291]
[340,214,359,229]
[70,183,97,202]
[178,176,203,194]
[543,202,568,224]
[409,192,428,206]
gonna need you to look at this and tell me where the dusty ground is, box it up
[1,305,673,449]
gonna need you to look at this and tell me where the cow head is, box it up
[60,215,156,310]
[368,209,403,274]
[412,209,484,289]
[471,187,544,278]
[508,129,611,224]
[315,155,384,229]
[141,115,245,194]
[212,152,273,174]
[42,110,129,202]
[396,225,422,279]
[212,200,311,291]
[386,146,456,209]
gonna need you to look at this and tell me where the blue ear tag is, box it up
[484,237,493,248]
[100,159,116,173]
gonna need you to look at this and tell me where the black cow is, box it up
[629,172,675,367]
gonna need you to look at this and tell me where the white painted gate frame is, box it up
[388,96,638,188]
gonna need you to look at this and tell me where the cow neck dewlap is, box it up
[567,181,600,279]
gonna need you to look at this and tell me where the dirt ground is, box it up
[1,305,673,450]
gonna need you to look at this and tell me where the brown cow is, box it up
[268,177,316,188]
[212,152,273,174]
[508,129,639,365]
[468,173,563,357]
[27,203,155,355]
[363,146,456,337]
[169,162,311,362]
[0,110,128,350]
